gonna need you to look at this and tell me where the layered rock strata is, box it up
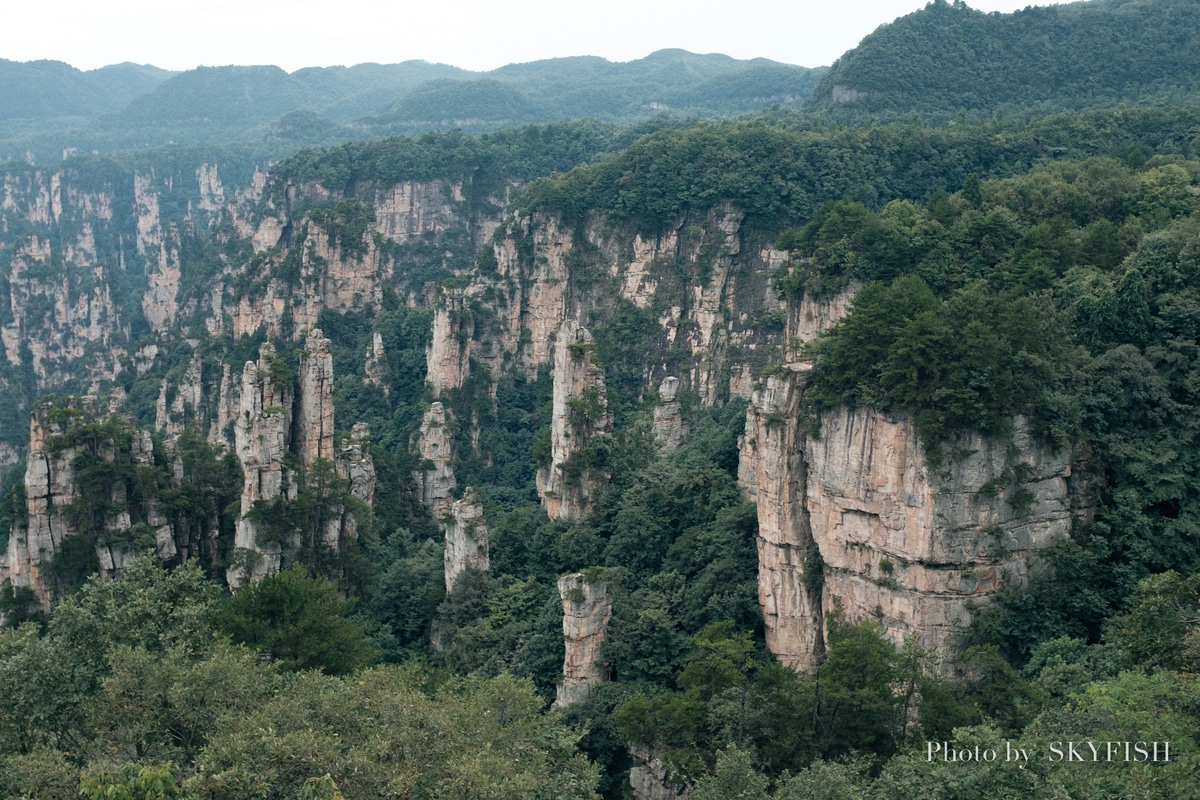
[554,573,614,708]
[740,364,1073,665]
[537,320,613,520]
[415,402,456,516]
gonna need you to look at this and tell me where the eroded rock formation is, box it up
[554,572,613,708]
[443,488,488,591]
[739,363,825,667]
[653,376,688,451]
[537,320,613,520]
[229,343,295,587]
[629,743,692,800]
[415,402,456,516]
[740,363,1073,665]
[295,329,335,470]
[4,406,82,612]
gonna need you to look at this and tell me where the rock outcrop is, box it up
[554,572,614,708]
[652,376,688,451]
[331,422,376,550]
[2,406,184,613]
[740,363,1074,665]
[629,744,691,800]
[426,293,471,397]
[443,488,488,591]
[4,407,82,612]
[537,320,613,520]
[228,343,295,588]
[295,329,335,470]
[415,402,456,516]
[739,363,825,667]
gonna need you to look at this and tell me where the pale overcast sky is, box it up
[7,0,1078,73]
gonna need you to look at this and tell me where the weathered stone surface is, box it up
[443,488,488,592]
[228,343,294,588]
[426,292,471,397]
[4,407,81,612]
[739,363,825,668]
[136,173,182,331]
[537,320,613,520]
[333,422,376,550]
[415,402,456,517]
[364,331,388,395]
[629,743,691,800]
[808,407,1071,654]
[739,361,1074,665]
[652,376,688,451]
[554,573,613,708]
[295,329,335,470]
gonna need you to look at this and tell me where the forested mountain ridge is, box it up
[0,51,825,164]
[810,0,1200,113]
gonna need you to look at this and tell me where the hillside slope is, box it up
[810,0,1200,113]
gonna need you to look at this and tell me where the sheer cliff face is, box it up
[740,363,1073,665]
[739,364,825,667]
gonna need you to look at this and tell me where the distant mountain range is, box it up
[0,51,825,163]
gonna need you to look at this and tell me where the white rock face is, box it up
[334,422,376,550]
[295,329,335,470]
[4,408,81,612]
[443,488,488,592]
[136,173,183,332]
[415,402,456,516]
[426,293,471,397]
[554,573,613,708]
[652,376,688,451]
[739,364,1073,666]
[739,363,825,668]
[537,320,613,520]
[229,343,295,588]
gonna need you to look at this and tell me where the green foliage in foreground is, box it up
[0,554,600,799]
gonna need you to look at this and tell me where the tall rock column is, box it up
[335,422,377,547]
[426,291,471,397]
[4,407,80,612]
[739,363,825,668]
[554,573,614,708]
[415,402,456,517]
[652,376,688,451]
[228,343,294,588]
[537,320,613,520]
[443,488,489,591]
[295,329,335,470]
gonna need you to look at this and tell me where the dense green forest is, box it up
[5,1,1200,797]
[810,0,1200,114]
